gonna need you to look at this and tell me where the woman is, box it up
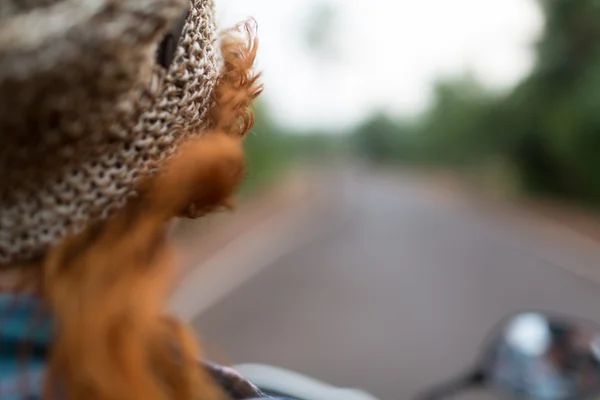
[0,0,267,399]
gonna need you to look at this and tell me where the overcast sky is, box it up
[216,0,543,131]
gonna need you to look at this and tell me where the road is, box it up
[191,169,600,399]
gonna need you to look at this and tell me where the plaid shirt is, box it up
[0,294,284,400]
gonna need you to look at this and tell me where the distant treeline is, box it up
[246,1,600,205]
[352,0,600,204]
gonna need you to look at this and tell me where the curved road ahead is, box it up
[191,170,600,399]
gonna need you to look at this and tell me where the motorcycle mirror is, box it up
[416,312,600,400]
[486,312,600,400]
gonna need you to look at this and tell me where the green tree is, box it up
[417,75,499,165]
[501,0,600,201]
[399,0,600,204]
[352,113,418,164]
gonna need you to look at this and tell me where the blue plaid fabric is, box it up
[0,294,53,400]
[0,294,290,400]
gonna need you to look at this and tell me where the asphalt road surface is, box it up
[192,169,600,399]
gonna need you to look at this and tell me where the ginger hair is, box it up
[208,20,263,138]
[39,22,262,400]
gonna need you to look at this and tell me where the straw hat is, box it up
[0,0,220,263]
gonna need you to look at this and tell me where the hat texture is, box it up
[0,0,219,263]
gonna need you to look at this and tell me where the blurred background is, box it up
[169,1,600,398]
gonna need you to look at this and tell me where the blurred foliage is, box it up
[352,113,420,164]
[242,102,340,194]
[353,0,600,204]
[245,0,600,205]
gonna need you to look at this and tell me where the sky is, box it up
[216,0,543,131]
